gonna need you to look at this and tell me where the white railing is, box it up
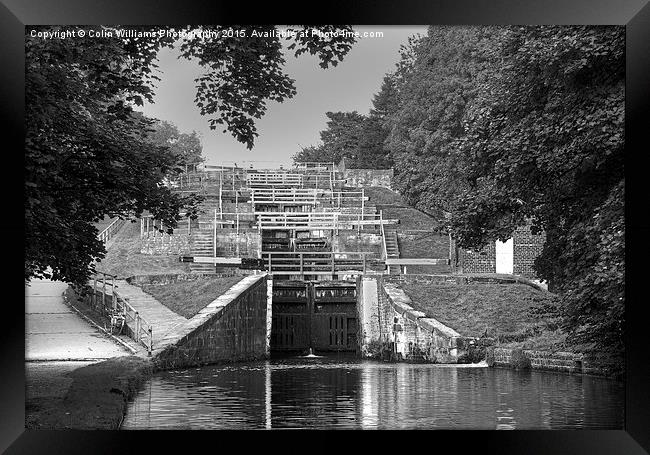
[250,188,366,205]
[256,212,340,230]
[89,272,153,355]
[98,218,125,245]
[263,251,378,277]
[247,173,304,187]
[380,209,388,262]
[294,161,336,171]
[250,187,319,205]
[117,295,153,356]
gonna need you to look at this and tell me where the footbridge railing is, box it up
[256,212,340,230]
[247,173,304,187]
[263,251,381,277]
[98,218,125,245]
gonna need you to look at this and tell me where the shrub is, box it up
[509,348,531,369]
[485,347,495,367]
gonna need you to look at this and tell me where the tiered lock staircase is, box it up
[383,225,401,275]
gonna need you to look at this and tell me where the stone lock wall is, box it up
[153,274,269,370]
[357,275,472,363]
[342,169,393,189]
[140,233,191,255]
[127,273,232,286]
[216,230,261,258]
[489,347,588,374]
[333,231,383,255]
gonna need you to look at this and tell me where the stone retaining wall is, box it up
[488,347,591,374]
[140,233,190,255]
[152,274,269,370]
[126,273,235,286]
[216,230,261,258]
[386,273,545,291]
[343,169,393,189]
[357,275,473,363]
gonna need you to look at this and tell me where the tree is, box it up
[370,25,624,363]
[144,117,204,170]
[384,26,501,222]
[451,26,624,360]
[293,68,404,170]
[352,75,399,169]
[292,111,365,165]
[26,25,356,288]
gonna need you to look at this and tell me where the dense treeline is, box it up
[297,26,624,366]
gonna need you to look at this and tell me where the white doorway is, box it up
[495,238,514,275]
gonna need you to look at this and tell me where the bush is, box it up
[509,348,531,369]
[485,347,495,367]
[364,339,385,359]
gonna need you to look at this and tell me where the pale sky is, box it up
[139,26,426,167]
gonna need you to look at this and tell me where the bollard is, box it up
[102,275,106,309]
[111,276,116,310]
[148,327,153,356]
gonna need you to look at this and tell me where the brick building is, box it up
[454,223,546,282]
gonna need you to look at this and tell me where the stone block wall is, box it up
[512,225,545,279]
[126,273,232,286]
[153,274,269,370]
[489,347,587,374]
[357,275,473,363]
[342,169,393,189]
[140,233,190,255]
[456,222,545,279]
[459,242,496,274]
[333,231,383,255]
[216,230,261,258]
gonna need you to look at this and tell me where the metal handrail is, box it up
[380,209,388,262]
[264,251,377,277]
[98,218,125,244]
[116,295,153,356]
[89,272,153,355]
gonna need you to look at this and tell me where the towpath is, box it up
[25,278,134,427]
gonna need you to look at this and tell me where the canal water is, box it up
[121,355,624,430]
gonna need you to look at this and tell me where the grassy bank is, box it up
[140,276,245,318]
[365,186,451,274]
[26,356,152,430]
[397,280,561,343]
[97,220,190,278]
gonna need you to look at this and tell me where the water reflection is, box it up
[122,356,624,430]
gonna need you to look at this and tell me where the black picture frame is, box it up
[5,0,649,453]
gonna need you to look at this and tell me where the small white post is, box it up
[360,188,365,233]
[236,212,240,257]
[102,275,106,309]
[213,208,217,258]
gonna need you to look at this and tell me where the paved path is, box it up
[113,280,187,343]
[25,278,135,428]
[26,279,131,361]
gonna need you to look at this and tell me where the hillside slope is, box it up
[97,220,190,278]
[365,186,451,272]
[395,278,560,346]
